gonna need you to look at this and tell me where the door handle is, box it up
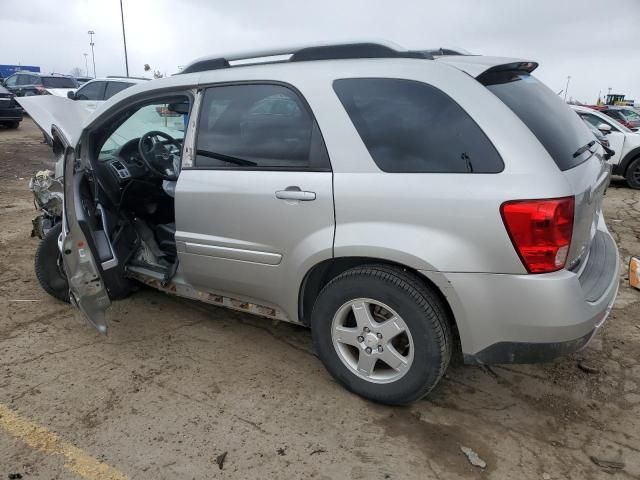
[275,187,316,201]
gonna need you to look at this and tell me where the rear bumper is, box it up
[421,222,619,365]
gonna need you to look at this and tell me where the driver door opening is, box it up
[79,94,192,296]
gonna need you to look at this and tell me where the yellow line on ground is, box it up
[0,403,128,480]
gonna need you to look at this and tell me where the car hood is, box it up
[16,95,90,146]
[46,88,76,97]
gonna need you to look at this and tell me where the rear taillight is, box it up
[35,86,50,95]
[500,197,575,274]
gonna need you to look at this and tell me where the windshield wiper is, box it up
[572,140,596,158]
[196,149,257,167]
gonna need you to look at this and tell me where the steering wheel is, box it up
[138,131,181,181]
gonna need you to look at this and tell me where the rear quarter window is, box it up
[333,78,503,173]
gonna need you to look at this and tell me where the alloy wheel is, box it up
[331,298,414,384]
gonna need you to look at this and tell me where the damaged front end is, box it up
[29,169,63,239]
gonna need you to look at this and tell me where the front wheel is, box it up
[625,157,640,190]
[1,121,19,129]
[34,223,70,303]
[311,265,452,405]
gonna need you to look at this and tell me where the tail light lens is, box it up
[501,197,575,273]
[35,86,50,95]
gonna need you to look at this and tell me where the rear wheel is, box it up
[34,223,70,303]
[625,157,640,190]
[311,265,452,405]
[1,121,19,129]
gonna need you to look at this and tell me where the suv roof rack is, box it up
[421,47,472,57]
[179,41,433,75]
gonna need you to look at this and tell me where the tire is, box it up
[34,223,70,303]
[1,121,19,129]
[625,157,640,190]
[311,264,452,405]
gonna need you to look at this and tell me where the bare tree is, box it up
[69,67,83,77]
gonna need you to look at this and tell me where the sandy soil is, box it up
[0,118,639,479]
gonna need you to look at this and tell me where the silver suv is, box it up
[22,41,619,405]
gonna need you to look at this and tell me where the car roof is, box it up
[571,105,601,113]
[87,41,538,123]
[81,77,149,84]
[13,71,73,78]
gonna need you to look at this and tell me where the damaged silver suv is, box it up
[21,41,619,405]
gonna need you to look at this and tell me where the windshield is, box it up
[99,102,188,157]
[42,77,78,89]
[620,109,640,121]
[483,72,595,171]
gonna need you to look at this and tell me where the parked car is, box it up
[68,76,149,112]
[19,41,619,405]
[1,71,78,97]
[572,105,640,188]
[591,105,640,131]
[0,83,23,129]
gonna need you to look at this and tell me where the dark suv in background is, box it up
[0,83,23,129]
[1,71,78,97]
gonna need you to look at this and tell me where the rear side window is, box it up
[16,75,31,86]
[333,78,503,173]
[195,84,329,170]
[105,81,133,100]
[482,72,594,171]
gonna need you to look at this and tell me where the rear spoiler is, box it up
[435,55,539,79]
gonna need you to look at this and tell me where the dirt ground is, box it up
[0,118,639,480]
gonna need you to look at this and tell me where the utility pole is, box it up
[563,75,571,102]
[83,53,89,77]
[119,0,130,77]
[88,30,96,77]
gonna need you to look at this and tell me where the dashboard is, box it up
[104,138,149,185]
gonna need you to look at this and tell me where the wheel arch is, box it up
[298,256,461,354]
[619,146,640,175]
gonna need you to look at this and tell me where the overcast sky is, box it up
[1,0,638,103]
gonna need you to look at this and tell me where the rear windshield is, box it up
[482,72,594,171]
[41,76,78,89]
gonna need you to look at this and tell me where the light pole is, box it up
[88,30,96,78]
[119,0,130,77]
[563,75,571,102]
[83,53,89,77]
